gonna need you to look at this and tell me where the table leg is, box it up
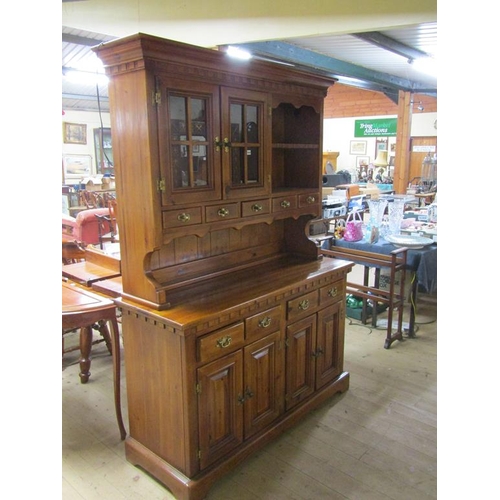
[79,325,92,383]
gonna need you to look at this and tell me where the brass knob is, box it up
[223,137,230,153]
[177,213,191,223]
[328,287,338,297]
[217,208,230,217]
[214,136,221,152]
[216,335,232,348]
[252,203,263,212]
[280,200,291,209]
[298,299,310,310]
[306,196,316,204]
[258,317,272,328]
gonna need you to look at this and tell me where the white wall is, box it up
[323,111,437,173]
[62,110,111,184]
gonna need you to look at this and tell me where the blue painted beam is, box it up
[230,41,436,95]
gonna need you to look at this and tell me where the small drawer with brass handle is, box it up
[205,203,239,222]
[319,280,345,306]
[241,198,270,217]
[299,192,320,207]
[245,306,281,340]
[287,290,319,321]
[272,195,297,213]
[197,322,245,362]
[163,207,202,228]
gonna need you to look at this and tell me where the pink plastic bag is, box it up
[343,211,364,242]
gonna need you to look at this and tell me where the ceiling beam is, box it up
[353,31,429,62]
[62,33,110,46]
[228,41,435,94]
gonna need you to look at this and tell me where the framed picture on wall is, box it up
[63,122,87,145]
[374,137,388,157]
[62,154,92,180]
[349,140,367,155]
[356,156,370,169]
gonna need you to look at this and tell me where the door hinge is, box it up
[198,449,202,459]
[268,105,272,117]
[153,91,161,105]
[196,382,202,394]
[157,178,166,192]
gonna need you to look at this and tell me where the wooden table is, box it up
[62,246,121,286]
[62,281,126,440]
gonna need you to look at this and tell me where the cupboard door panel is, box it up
[221,87,271,199]
[197,351,244,469]
[285,315,316,410]
[158,77,222,206]
[316,302,343,389]
[244,331,283,438]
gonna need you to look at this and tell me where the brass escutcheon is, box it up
[328,287,338,297]
[216,335,232,348]
[306,195,316,203]
[258,317,272,328]
[177,213,191,223]
[252,204,263,212]
[280,200,291,209]
[218,208,229,217]
[298,299,310,310]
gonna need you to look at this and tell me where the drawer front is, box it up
[198,322,245,363]
[241,198,271,218]
[163,207,202,228]
[319,280,345,306]
[205,203,239,222]
[298,192,320,208]
[272,195,297,213]
[287,290,319,321]
[245,306,281,340]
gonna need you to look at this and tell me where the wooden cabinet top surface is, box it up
[118,256,353,333]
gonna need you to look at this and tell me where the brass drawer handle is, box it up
[177,213,191,223]
[280,200,291,209]
[298,299,310,310]
[217,208,230,217]
[216,335,232,348]
[223,137,231,153]
[214,136,222,152]
[306,195,316,204]
[252,203,263,212]
[328,287,338,297]
[258,317,272,328]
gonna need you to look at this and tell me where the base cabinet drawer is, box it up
[287,290,319,321]
[319,280,345,306]
[245,306,281,340]
[197,322,245,363]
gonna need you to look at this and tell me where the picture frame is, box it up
[356,156,370,169]
[62,154,92,180]
[349,140,367,155]
[63,122,87,145]
[374,137,388,157]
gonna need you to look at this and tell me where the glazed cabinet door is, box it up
[197,350,244,470]
[221,87,271,200]
[243,331,283,438]
[285,314,316,411]
[315,302,344,389]
[158,77,222,206]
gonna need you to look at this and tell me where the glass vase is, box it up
[388,199,405,236]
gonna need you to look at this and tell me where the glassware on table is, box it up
[366,198,388,243]
[388,198,405,236]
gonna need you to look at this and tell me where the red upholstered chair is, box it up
[62,208,111,246]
